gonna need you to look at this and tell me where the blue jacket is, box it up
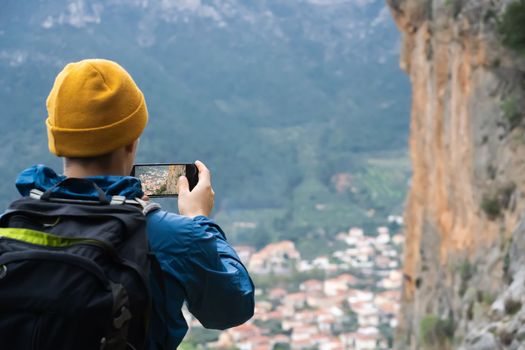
[14,165,255,349]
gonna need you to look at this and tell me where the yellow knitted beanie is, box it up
[46,59,148,157]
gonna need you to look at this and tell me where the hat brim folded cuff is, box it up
[47,100,148,158]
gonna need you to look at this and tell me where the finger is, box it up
[141,194,150,201]
[178,175,190,195]
[195,160,210,175]
[195,160,211,185]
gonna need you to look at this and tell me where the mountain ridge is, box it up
[0,0,410,253]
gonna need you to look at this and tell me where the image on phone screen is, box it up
[132,164,198,197]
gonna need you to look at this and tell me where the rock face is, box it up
[166,165,185,195]
[387,0,525,348]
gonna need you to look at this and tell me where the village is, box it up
[134,166,169,195]
[183,216,405,350]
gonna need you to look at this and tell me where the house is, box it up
[278,304,296,318]
[270,334,291,348]
[347,290,374,307]
[306,293,327,308]
[324,274,357,296]
[239,335,271,350]
[375,291,401,322]
[283,292,307,309]
[316,311,337,333]
[342,227,364,246]
[380,270,402,289]
[339,332,356,348]
[307,335,338,349]
[298,260,314,272]
[265,310,284,321]
[328,306,344,318]
[255,301,273,314]
[229,323,262,342]
[354,304,379,327]
[374,255,392,269]
[291,325,319,342]
[377,226,389,236]
[249,241,301,275]
[387,215,404,225]
[312,256,331,269]
[354,332,379,350]
[392,234,405,245]
[318,337,345,350]
[234,245,256,264]
[349,227,364,237]
[390,317,399,328]
[282,319,303,332]
[342,328,381,350]
[291,338,318,350]
[268,287,288,300]
[211,323,263,349]
[375,290,401,304]
[376,231,390,245]
[300,279,324,294]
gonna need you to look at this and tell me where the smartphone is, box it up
[131,163,199,197]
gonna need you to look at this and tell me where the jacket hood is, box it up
[16,164,143,200]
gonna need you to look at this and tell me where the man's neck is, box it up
[64,164,127,178]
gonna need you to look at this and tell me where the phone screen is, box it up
[132,163,199,197]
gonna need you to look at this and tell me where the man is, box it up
[15,59,255,349]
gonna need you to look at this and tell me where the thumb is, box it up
[178,175,190,195]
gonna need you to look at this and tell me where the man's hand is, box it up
[178,160,215,218]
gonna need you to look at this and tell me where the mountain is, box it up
[388,0,525,348]
[0,0,410,254]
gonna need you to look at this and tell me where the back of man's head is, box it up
[46,59,148,158]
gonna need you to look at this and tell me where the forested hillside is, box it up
[0,0,410,255]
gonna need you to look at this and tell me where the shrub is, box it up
[484,8,497,23]
[459,259,474,297]
[501,97,522,129]
[273,344,291,350]
[481,195,501,220]
[459,260,473,281]
[498,0,525,54]
[481,184,517,220]
[420,314,454,346]
[444,0,462,18]
[504,297,522,315]
[503,243,512,282]
[484,292,496,305]
[498,183,516,209]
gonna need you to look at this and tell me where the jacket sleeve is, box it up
[151,213,255,330]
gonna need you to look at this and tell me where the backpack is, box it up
[0,178,162,350]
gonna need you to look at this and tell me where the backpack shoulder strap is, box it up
[109,196,161,216]
[135,198,162,216]
[29,189,161,216]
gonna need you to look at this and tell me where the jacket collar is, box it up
[16,165,143,200]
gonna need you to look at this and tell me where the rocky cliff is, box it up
[166,165,185,195]
[387,0,525,348]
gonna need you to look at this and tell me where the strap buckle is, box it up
[109,195,126,205]
[29,189,44,200]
